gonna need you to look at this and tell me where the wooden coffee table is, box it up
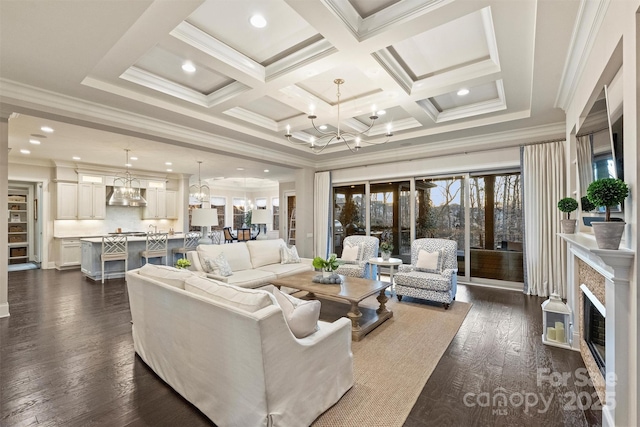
[271,270,393,341]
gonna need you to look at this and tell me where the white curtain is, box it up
[522,141,567,297]
[576,134,593,196]
[314,171,331,259]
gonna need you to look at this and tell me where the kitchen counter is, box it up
[80,234,189,281]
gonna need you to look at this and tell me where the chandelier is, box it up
[285,78,393,153]
[189,161,210,204]
[108,149,147,207]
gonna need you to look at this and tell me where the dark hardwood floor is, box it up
[1,269,600,426]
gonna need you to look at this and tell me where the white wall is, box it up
[208,185,279,229]
[565,2,639,425]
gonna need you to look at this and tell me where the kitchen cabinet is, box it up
[165,190,178,219]
[56,238,81,269]
[8,193,29,265]
[143,188,167,219]
[56,182,78,219]
[78,183,106,219]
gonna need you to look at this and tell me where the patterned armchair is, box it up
[335,235,379,279]
[394,238,458,309]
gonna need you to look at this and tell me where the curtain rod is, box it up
[576,126,609,138]
[520,137,565,147]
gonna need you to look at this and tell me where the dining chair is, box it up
[223,227,236,243]
[237,228,252,242]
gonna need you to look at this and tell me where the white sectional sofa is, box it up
[187,238,313,288]
[126,264,354,427]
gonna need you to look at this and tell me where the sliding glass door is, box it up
[369,181,411,262]
[333,184,365,256]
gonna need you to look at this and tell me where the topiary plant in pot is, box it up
[557,197,578,233]
[586,178,629,249]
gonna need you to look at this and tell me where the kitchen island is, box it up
[80,234,189,281]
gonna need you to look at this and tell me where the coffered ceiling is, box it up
[0,0,580,182]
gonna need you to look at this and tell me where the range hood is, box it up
[106,186,147,207]
[107,149,147,207]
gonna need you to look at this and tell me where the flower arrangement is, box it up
[380,241,394,252]
[312,253,341,272]
[175,258,191,269]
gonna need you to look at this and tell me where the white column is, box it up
[0,116,10,318]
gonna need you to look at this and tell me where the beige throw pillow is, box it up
[415,248,443,273]
[280,245,301,264]
[341,242,361,264]
[273,288,320,338]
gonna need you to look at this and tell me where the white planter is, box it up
[381,251,391,261]
[561,219,576,234]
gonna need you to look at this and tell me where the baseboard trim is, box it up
[458,279,523,292]
[0,302,10,318]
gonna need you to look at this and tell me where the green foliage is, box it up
[557,197,578,219]
[580,196,596,212]
[339,197,360,233]
[312,253,342,271]
[175,258,191,269]
[380,241,393,252]
[587,178,629,221]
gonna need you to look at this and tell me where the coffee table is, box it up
[270,270,393,341]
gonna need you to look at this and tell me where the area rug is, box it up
[312,296,471,427]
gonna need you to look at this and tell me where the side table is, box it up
[368,257,403,296]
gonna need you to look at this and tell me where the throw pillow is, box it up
[273,288,321,338]
[280,245,301,264]
[202,252,233,277]
[341,241,361,264]
[415,248,443,273]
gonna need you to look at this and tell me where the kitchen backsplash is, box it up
[54,206,179,237]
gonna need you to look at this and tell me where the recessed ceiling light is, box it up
[250,14,267,28]
[166,169,173,172]
[236,167,244,171]
[29,139,41,145]
[181,62,196,73]
[457,88,470,96]
[319,125,327,130]
[125,163,132,167]
[130,156,138,160]
[165,162,172,166]
[376,110,386,115]
[20,149,30,154]
[72,156,81,160]
[40,126,54,133]
[264,169,269,173]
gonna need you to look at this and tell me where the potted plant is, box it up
[175,258,191,269]
[586,178,629,249]
[557,197,578,233]
[312,253,342,277]
[379,241,393,260]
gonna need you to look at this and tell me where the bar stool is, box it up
[141,232,168,266]
[172,231,201,260]
[101,235,128,284]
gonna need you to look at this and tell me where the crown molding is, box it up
[554,0,610,111]
[0,78,316,169]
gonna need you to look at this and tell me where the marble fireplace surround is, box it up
[560,233,634,427]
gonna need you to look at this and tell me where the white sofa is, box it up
[126,264,354,427]
[187,238,313,288]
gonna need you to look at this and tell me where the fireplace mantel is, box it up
[559,233,634,281]
[560,232,635,427]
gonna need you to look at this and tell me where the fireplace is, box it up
[582,284,605,376]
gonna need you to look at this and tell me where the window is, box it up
[210,196,226,229]
[370,181,410,261]
[415,177,465,274]
[272,198,279,230]
[232,197,247,230]
[333,184,365,255]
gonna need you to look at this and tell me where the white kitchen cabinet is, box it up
[143,188,167,219]
[165,190,178,219]
[78,183,106,219]
[56,182,78,219]
[56,238,81,269]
